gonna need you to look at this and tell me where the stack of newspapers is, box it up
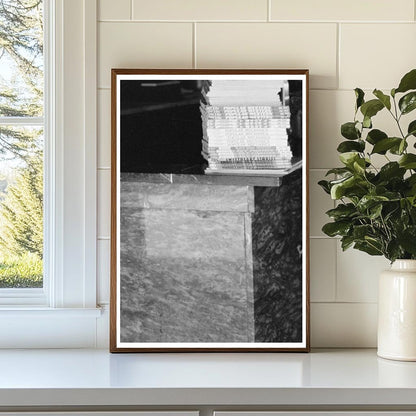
[200,79,293,175]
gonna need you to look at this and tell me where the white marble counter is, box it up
[0,349,416,409]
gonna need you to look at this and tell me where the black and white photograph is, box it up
[110,69,309,352]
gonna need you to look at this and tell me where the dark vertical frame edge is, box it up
[110,69,118,352]
[305,69,310,352]
[109,68,310,353]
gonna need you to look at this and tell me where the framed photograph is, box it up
[110,69,309,352]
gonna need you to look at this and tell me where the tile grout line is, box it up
[308,168,335,171]
[98,19,415,24]
[311,301,378,305]
[96,87,394,93]
[130,0,133,20]
[332,184,338,302]
[267,0,271,22]
[336,22,340,90]
[309,235,338,239]
[97,83,399,94]
[333,230,338,302]
[192,22,197,68]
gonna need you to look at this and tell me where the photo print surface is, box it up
[111,70,309,352]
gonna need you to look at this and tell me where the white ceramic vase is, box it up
[378,259,416,361]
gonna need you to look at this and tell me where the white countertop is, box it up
[0,348,416,408]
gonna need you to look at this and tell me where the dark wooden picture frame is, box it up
[110,69,310,352]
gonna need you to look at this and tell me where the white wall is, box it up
[96,0,416,348]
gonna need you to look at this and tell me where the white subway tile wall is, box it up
[96,0,416,347]
[270,0,414,22]
[196,23,337,89]
[132,0,269,21]
[310,239,336,302]
[309,170,334,237]
[97,239,110,305]
[339,24,416,90]
[98,22,193,88]
[97,89,111,168]
[309,90,353,169]
[99,0,131,21]
[311,303,378,347]
[336,246,389,303]
[97,169,111,239]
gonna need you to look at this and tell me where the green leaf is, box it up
[322,221,351,237]
[330,175,368,200]
[391,88,396,97]
[399,91,416,115]
[384,204,400,222]
[326,203,356,219]
[390,139,408,155]
[360,99,384,119]
[405,175,416,197]
[341,122,360,140]
[386,240,402,262]
[329,183,345,200]
[341,235,355,251]
[369,203,383,220]
[365,236,383,250]
[353,158,366,174]
[318,180,331,194]
[378,162,406,181]
[355,88,365,110]
[330,175,356,199]
[357,195,389,211]
[366,129,388,145]
[406,174,416,187]
[400,198,410,210]
[337,140,365,153]
[329,175,353,185]
[407,195,416,207]
[362,115,372,129]
[325,167,352,176]
[354,241,383,256]
[398,227,416,255]
[384,191,402,201]
[339,151,360,166]
[371,137,402,154]
[352,224,373,240]
[373,89,391,110]
[395,69,416,94]
[407,120,416,137]
[374,185,388,194]
[410,206,416,222]
[399,154,416,169]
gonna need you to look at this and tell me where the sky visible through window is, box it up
[0,0,44,288]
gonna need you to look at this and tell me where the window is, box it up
[0,0,100,348]
[0,0,44,290]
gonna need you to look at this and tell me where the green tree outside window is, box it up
[0,0,44,288]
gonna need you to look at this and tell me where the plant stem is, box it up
[390,98,406,139]
[396,118,406,139]
[379,214,391,241]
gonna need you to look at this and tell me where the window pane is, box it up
[0,126,43,288]
[0,0,44,117]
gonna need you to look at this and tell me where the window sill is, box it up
[0,307,104,348]
[0,288,47,306]
[0,306,102,317]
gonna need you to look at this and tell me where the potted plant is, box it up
[319,68,416,361]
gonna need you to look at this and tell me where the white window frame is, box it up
[0,2,47,305]
[0,0,101,348]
